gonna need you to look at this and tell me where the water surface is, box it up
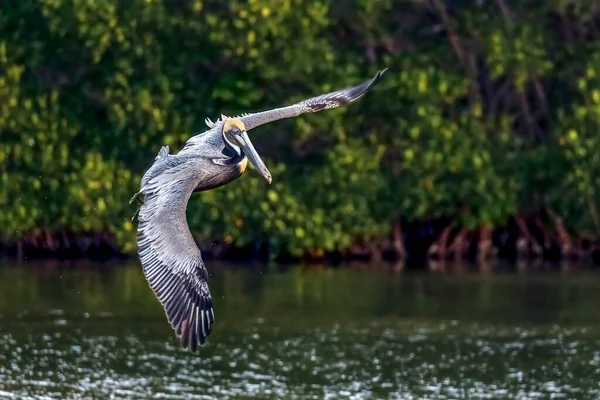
[1,261,600,399]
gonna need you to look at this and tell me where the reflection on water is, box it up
[1,261,600,399]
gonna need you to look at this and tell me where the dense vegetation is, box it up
[2,1,600,263]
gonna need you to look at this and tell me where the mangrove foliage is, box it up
[1,1,600,263]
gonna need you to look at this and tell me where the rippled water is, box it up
[1,262,600,399]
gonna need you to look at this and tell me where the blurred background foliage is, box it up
[2,0,600,262]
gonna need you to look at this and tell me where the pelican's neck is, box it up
[238,157,248,174]
[192,158,246,193]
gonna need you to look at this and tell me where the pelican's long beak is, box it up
[236,130,272,184]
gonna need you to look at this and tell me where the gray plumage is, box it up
[202,68,388,132]
[130,69,387,352]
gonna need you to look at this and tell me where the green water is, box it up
[1,262,600,399]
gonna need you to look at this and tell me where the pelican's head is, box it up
[222,118,272,184]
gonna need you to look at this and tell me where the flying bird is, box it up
[130,69,387,352]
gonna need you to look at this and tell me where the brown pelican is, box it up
[130,69,387,352]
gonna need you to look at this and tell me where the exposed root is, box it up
[44,230,58,252]
[369,243,383,264]
[428,225,452,259]
[545,206,577,258]
[514,216,543,256]
[532,215,553,250]
[477,225,497,262]
[448,229,469,260]
[391,220,406,260]
[3,213,599,264]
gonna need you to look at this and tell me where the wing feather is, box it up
[185,69,386,154]
[135,157,215,351]
[237,68,387,131]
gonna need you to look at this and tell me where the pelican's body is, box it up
[140,124,254,196]
[131,69,387,351]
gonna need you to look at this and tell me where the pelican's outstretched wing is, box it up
[239,69,387,131]
[133,156,215,352]
[203,69,387,131]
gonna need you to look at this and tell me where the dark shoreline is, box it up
[3,219,600,270]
